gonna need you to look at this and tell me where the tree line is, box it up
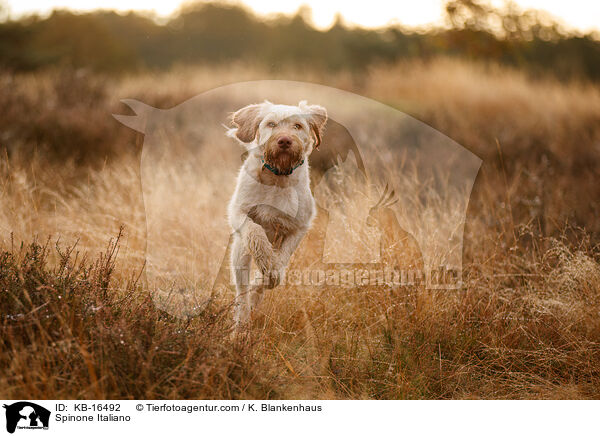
[0,0,599,80]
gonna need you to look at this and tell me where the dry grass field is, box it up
[1,58,600,399]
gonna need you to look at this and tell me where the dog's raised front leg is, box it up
[275,228,308,278]
[230,210,279,276]
[240,219,278,278]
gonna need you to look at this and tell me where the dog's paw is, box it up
[253,254,285,289]
[244,223,274,260]
[263,256,288,289]
[253,250,276,276]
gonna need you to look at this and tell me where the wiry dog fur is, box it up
[227,100,327,325]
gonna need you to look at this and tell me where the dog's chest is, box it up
[248,203,302,248]
[243,175,300,217]
[243,182,307,247]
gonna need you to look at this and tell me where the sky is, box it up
[4,0,600,33]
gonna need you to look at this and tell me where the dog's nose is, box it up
[277,136,292,149]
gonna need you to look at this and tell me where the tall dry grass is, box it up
[1,58,600,399]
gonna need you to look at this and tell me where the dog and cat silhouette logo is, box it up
[113,81,481,318]
[3,402,50,433]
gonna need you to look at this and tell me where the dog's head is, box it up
[228,100,327,175]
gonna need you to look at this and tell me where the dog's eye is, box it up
[267,121,276,128]
[294,123,303,130]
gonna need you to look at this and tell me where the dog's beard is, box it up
[263,143,303,174]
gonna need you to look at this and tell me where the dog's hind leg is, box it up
[230,232,252,325]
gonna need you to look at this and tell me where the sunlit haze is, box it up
[4,0,600,33]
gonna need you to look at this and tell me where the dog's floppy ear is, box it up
[300,101,328,149]
[230,103,263,143]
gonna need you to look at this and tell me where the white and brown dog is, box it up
[227,100,327,325]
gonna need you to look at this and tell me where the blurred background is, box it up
[0,0,599,78]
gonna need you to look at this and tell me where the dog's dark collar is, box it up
[260,157,304,176]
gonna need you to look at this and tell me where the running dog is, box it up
[227,100,327,324]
